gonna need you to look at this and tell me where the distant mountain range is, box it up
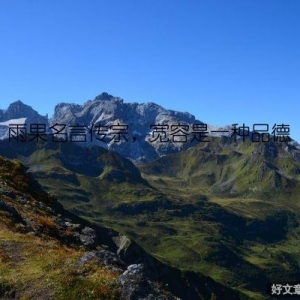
[0,92,242,162]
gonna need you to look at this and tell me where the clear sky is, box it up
[0,0,300,141]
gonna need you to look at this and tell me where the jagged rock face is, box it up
[1,94,299,162]
[0,100,48,140]
[0,100,48,123]
[1,93,254,162]
[50,92,203,162]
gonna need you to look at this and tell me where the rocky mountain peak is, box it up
[49,92,203,162]
[0,100,49,122]
[0,101,49,140]
[0,94,226,162]
[94,92,114,101]
[1,100,40,121]
[94,92,124,104]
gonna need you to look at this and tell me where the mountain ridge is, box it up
[1,93,297,162]
[0,93,225,162]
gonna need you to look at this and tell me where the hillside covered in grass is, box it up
[1,136,300,299]
[0,155,243,299]
[0,156,122,299]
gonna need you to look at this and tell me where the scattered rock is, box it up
[79,249,126,271]
[118,264,177,300]
[77,226,97,247]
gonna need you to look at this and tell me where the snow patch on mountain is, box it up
[0,118,27,126]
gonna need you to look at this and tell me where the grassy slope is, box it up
[0,226,120,300]
[0,156,121,299]
[0,155,246,300]
[1,138,300,299]
[135,138,300,298]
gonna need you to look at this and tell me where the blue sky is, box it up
[0,0,299,141]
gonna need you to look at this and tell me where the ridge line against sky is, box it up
[0,0,299,141]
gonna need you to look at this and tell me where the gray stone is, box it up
[78,227,97,247]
